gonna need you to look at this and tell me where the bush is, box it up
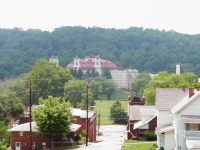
[159,146,164,150]
[110,101,127,124]
[144,130,156,141]
[74,134,81,142]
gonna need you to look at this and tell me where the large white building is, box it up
[67,55,118,75]
[110,69,138,90]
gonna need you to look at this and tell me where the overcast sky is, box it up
[0,0,200,34]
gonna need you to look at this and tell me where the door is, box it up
[15,142,21,150]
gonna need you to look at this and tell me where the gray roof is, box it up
[129,105,156,121]
[8,122,81,132]
[156,88,189,110]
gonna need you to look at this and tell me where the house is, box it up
[67,55,118,75]
[9,108,96,150]
[156,88,200,150]
[127,96,157,140]
[9,122,81,150]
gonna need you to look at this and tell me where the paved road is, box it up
[74,125,126,150]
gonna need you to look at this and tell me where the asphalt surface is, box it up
[74,125,126,150]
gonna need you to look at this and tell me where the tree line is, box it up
[1,26,200,79]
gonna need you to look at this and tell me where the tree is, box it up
[0,90,24,119]
[64,80,95,108]
[32,96,72,150]
[102,69,112,79]
[64,80,85,107]
[0,121,9,150]
[143,71,200,105]
[131,73,151,96]
[25,59,73,103]
[96,78,115,100]
[110,101,127,124]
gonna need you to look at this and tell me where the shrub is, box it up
[144,130,156,141]
[74,134,81,142]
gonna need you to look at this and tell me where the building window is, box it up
[42,142,46,149]
[19,131,23,136]
[32,142,35,149]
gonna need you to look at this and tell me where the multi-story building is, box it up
[110,69,138,90]
[67,55,118,75]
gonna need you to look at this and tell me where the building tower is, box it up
[176,64,180,75]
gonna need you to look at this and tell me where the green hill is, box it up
[1,26,200,79]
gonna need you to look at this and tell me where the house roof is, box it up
[156,125,174,134]
[31,106,95,119]
[134,114,157,130]
[71,108,95,119]
[171,91,200,114]
[8,122,81,133]
[67,56,118,70]
[129,105,156,121]
[156,88,189,110]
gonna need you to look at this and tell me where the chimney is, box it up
[176,64,180,75]
[189,88,194,98]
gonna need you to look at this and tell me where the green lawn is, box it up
[95,100,128,125]
[122,140,156,150]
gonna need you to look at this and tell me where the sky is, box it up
[0,0,200,34]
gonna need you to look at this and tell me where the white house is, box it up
[156,88,200,150]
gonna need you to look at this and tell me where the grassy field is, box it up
[122,140,156,150]
[95,100,128,125]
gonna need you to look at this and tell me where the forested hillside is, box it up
[1,26,200,79]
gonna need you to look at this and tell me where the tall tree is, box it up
[131,73,151,96]
[32,96,72,150]
[64,80,95,108]
[25,59,73,103]
[102,69,112,79]
[143,71,200,105]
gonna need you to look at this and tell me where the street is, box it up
[74,125,126,150]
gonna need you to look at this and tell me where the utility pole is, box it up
[98,108,100,135]
[29,80,32,150]
[86,84,89,146]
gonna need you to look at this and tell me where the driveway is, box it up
[74,125,126,150]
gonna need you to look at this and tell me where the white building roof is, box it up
[71,108,95,119]
[171,91,200,114]
[134,114,157,130]
[129,105,156,121]
[8,122,81,133]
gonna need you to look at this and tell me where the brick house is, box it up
[127,96,157,140]
[9,108,96,150]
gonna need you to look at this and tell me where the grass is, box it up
[99,91,130,101]
[122,140,156,150]
[95,100,128,125]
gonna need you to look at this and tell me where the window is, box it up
[32,142,35,149]
[19,131,23,136]
[42,142,46,149]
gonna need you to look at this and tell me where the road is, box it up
[74,125,126,150]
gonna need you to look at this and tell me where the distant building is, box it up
[176,64,180,75]
[66,55,118,75]
[49,56,59,67]
[110,69,138,90]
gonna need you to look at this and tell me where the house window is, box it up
[32,142,35,149]
[186,123,200,131]
[19,131,23,136]
[42,142,46,149]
